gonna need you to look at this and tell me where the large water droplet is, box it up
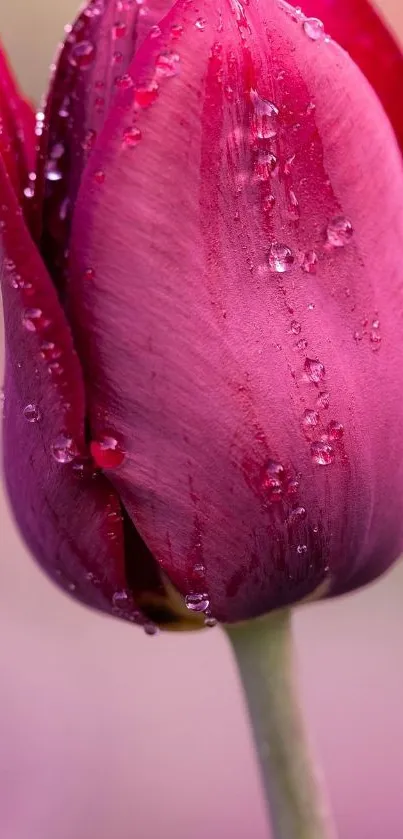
[69,40,96,69]
[267,243,294,273]
[51,434,78,464]
[326,216,353,248]
[303,17,325,41]
[304,357,325,383]
[311,440,335,465]
[195,17,207,30]
[23,403,41,423]
[44,160,63,182]
[185,593,210,612]
[90,436,125,468]
[250,89,279,140]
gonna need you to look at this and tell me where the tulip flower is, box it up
[1,1,403,837]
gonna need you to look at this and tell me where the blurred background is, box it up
[1,2,403,838]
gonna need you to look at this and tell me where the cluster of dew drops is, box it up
[3,0,384,628]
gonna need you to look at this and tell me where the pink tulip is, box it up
[1,0,403,628]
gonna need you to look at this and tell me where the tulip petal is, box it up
[35,0,174,295]
[0,44,35,199]
[300,0,403,150]
[0,155,141,623]
[68,0,403,622]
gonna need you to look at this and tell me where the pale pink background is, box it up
[1,2,403,837]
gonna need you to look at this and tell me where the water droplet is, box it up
[261,460,286,502]
[290,320,301,335]
[316,391,330,409]
[185,593,210,612]
[90,436,125,468]
[22,308,49,332]
[304,357,325,383]
[267,243,294,273]
[205,616,217,627]
[288,190,300,220]
[301,250,318,273]
[311,440,335,465]
[297,543,308,554]
[44,160,63,182]
[263,194,275,213]
[296,338,308,351]
[193,563,206,575]
[155,52,180,78]
[23,403,41,423]
[113,21,127,39]
[255,151,278,181]
[82,129,97,151]
[40,341,62,361]
[51,433,78,464]
[326,216,353,248]
[69,40,96,69]
[327,420,344,441]
[144,622,159,636]
[112,590,129,606]
[113,50,123,65]
[115,73,133,89]
[288,506,307,524]
[303,409,319,428]
[83,268,96,281]
[170,23,182,39]
[68,582,77,592]
[134,85,159,109]
[250,89,279,140]
[122,126,142,148]
[94,169,106,184]
[303,17,325,41]
[195,17,207,30]
[370,330,382,350]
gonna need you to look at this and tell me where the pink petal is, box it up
[0,155,140,623]
[34,0,174,295]
[67,0,403,623]
[0,44,35,199]
[301,0,403,150]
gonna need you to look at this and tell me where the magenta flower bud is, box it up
[2,0,403,629]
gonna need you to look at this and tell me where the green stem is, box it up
[226,609,336,839]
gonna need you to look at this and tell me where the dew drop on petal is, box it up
[51,434,78,464]
[23,403,41,423]
[297,543,308,554]
[304,357,325,383]
[83,268,96,281]
[311,440,335,465]
[185,593,210,612]
[303,409,319,428]
[69,40,96,69]
[205,616,217,627]
[261,459,285,502]
[288,506,307,523]
[290,320,301,335]
[44,160,63,182]
[90,436,125,468]
[250,89,279,140]
[115,73,134,90]
[22,308,49,332]
[144,622,159,636]
[113,21,127,39]
[301,250,318,273]
[94,169,106,184]
[303,17,325,41]
[112,590,129,607]
[255,151,278,181]
[195,17,207,30]
[122,126,142,148]
[316,391,330,409]
[326,216,353,248]
[327,420,344,441]
[263,194,275,213]
[267,243,294,273]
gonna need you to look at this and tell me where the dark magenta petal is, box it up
[35,0,174,296]
[300,0,403,150]
[0,155,142,624]
[0,44,35,199]
[67,0,403,623]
